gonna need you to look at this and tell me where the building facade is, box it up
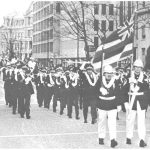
[0,15,25,60]
[134,1,150,65]
[32,1,121,67]
[24,2,33,60]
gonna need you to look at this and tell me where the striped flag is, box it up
[92,18,134,70]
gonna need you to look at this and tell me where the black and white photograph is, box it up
[0,0,150,149]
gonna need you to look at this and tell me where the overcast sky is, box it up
[0,0,33,25]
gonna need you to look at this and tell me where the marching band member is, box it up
[52,66,63,112]
[59,69,68,115]
[43,69,55,109]
[36,70,45,107]
[4,69,12,107]
[19,67,34,119]
[95,65,122,148]
[10,68,18,114]
[126,59,149,147]
[81,63,98,124]
[67,66,80,119]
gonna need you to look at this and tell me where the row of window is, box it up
[94,20,114,31]
[24,41,32,50]
[33,1,50,12]
[33,17,53,32]
[33,29,53,43]
[5,18,24,27]
[94,4,114,15]
[135,25,146,40]
[33,4,53,22]
[33,42,53,53]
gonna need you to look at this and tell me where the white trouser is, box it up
[126,101,146,140]
[97,109,117,140]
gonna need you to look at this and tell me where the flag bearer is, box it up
[96,65,122,148]
[126,59,149,147]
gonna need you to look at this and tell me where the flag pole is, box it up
[129,11,137,104]
[100,45,105,83]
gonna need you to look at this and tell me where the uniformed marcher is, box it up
[43,69,55,109]
[35,70,45,107]
[81,63,98,124]
[95,65,122,148]
[67,66,80,119]
[19,67,34,119]
[125,59,149,147]
[4,69,11,106]
[52,66,62,112]
[10,69,18,114]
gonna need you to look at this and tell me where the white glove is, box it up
[133,85,140,92]
[124,102,129,110]
[129,78,137,84]
[47,83,51,87]
[100,87,108,95]
[117,106,121,112]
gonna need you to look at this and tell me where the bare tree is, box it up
[53,1,118,61]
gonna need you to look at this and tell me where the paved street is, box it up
[0,78,150,149]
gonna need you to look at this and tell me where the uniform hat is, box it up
[85,63,94,71]
[50,67,55,73]
[41,69,47,73]
[103,65,114,73]
[68,64,74,70]
[133,59,144,68]
[56,66,63,72]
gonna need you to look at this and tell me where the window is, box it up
[94,19,99,31]
[28,30,31,37]
[109,20,114,31]
[142,25,146,39]
[94,4,99,14]
[29,41,32,49]
[28,17,31,25]
[50,42,53,52]
[143,2,145,7]
[50,4,53,14]
[109,4,114,15]
[101,20,106,31]
[50,17,53,26]
[142,48,145,55]
[50,29,53,39]
[102,4,106,15]
[56,3,60,13]
[94,37,98,49]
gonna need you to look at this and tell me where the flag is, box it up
[92,18,134,70]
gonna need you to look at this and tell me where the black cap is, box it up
[84,63,94,71]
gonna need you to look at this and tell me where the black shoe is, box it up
[76,116,80,120]
[20,115,24,118]
[84,120,87,123]
[99,138,104,145]
[60,111,63,115]
[26,116,31,119]
[68,115,72,118]
[12,111,16,115]
[91,119,96,124]
[111,139,118,148]
[126,138,131,145]
[139,140,147,147]
[53,109,56,112]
